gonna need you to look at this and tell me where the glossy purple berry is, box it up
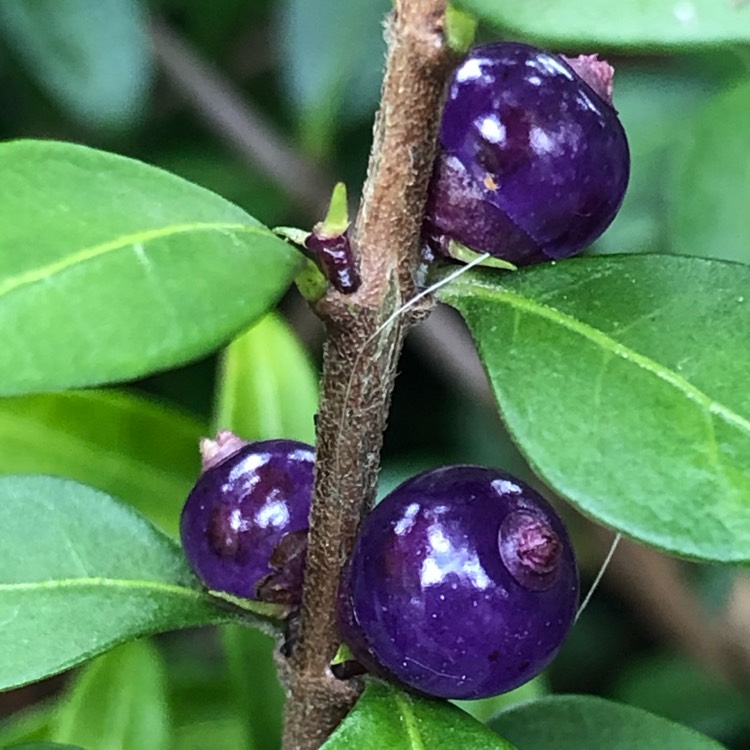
[180,437,314,605]
[423,42,630,265]
[337,466,578,699]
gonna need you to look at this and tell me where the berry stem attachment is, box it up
[281,2,458,748]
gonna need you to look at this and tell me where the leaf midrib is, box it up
[448,283,750,436]
[0,221,270,299]
[394,693,426,750]
[0,576,201,597]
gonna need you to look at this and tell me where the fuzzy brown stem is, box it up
[282,3,456,748]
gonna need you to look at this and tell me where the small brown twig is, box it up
[282,3,457,747]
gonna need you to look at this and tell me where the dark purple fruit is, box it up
[180,437,314,605]
[337,466,579,699]
[423,42,630,265]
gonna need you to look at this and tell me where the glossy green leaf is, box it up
[0,475,237,690]
[0,140,301,396]
[214,313,318,443]
[0,390,203,537]
[50,640,171,750]
[669,81,750,264]
[322,681,516,749]
[488,695,728,749]
[0,0,151,130]
[438,256,750,562]
[457,0,750,48]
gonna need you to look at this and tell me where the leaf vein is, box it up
[0,576,202,598]
[0,221,269,300]
[457,284,750,435]
[394,692,426,750]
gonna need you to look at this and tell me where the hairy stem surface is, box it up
[281,2,457,748]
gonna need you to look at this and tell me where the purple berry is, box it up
[180,438,314,605]
[423,42,630,265]
[337,466,579,699]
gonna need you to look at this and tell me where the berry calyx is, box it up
[499,510,562,590]
[560,53,614,104]
[180,437,314,605]
[199,429,247,472]
[337,466,579,699]
[423,41,630,265]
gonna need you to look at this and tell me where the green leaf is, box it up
[0,0,151,130]
[454,676,547,724]
[0,140,301,396]
[214,313,318,443]
[669,81,750,264]
[445,3,478,54]
[8,744,84,750]
[488,695,729,749]
[320,182,350,235]
[0,475,236,690]
[457,0,750,48]
[322,681,517,749]
[50,640,171,750]
[438,256,750,562]
[613,653,750,742]
[0,390,203,537]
